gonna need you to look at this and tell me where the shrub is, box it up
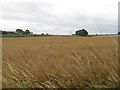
[75,29,88,36]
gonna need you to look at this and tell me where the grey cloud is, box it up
[1,1,55,22]
[0,0,117,34]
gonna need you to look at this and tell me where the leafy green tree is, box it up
[75,29,88,36]
[24,30,30,34]
[41,33,45,36]
[16,29,24,34]
[46,33,49,36]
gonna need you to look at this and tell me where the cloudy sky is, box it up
[0,0,118,35]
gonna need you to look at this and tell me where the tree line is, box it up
[1,28,119,37]
[16,29,33,34]
[1,29,33,35]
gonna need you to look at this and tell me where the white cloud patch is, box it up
[0,0,118,34]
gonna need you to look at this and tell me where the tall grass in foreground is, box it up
[2,39,119,88]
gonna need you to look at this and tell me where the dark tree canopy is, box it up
[41,33,45,36]
[16,29,24,34]
[2,31,7,34]
[75,29,88,36]
[24,30,30,34]
[16,29,24,32]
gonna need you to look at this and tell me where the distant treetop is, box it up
[75,29,88,36]
[16,29,33,35]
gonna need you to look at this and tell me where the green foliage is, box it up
[16,29,24,34]
[16,29,24,32]
[75,29,88,36]
[0,34,33,37]
[24,30,30,34]
[46,33,49,36]
[0,29,33,37]
[33,34,41,37]
[41,33,45,36]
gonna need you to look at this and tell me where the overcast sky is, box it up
[0,0,119,35]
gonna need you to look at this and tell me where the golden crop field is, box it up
[2,35,119,88]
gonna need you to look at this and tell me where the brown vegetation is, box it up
[2,35,119,88]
